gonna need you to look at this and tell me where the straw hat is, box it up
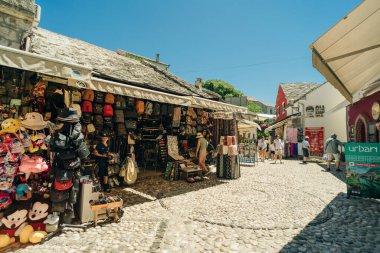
[21,112,49,130]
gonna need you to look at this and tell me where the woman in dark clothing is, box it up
[94,134,112,192]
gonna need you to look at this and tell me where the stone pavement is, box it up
[15,160,380,253]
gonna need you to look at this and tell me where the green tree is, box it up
[203,79,243,99]
[246,102,262,113]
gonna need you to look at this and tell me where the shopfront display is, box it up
[304,127,324,157]
[0,64,243,249]
[345,143,380,199]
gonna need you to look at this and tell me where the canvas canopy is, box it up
[310,0,380,102]
[0,45,91,84]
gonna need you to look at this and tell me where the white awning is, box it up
[0,45,92,83]
[192,97,248,113]
[310,0,380,102]
[238,119,261,131]
[90,77,190,105]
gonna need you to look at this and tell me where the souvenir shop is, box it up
[0,65,243,249]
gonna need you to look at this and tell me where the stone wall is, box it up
[0,0,36,48]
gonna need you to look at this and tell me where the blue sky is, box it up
[37,0,361,105]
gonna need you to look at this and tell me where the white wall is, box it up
[303,82,347,143]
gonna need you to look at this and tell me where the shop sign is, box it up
[305,105,325,117]
[304,127,324,156]
[345,143,380,199]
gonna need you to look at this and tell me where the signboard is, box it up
[305,105,325,117]
[304,127,324,156]
[345,143,380,198]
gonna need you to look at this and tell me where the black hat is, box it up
[57,108,80,123]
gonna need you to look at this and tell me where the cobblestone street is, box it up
[16,160,380,253]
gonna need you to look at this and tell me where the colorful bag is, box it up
[103,104,114,117]
[114,110,125,123]
[103,117,113,128]
[136,100,145,115]
[117,123,127,136]
[115,96,126,110]
[82,113,92,124]
[94,92,104,103]
[82,89,94,102]
[125,120,137,130]
[0,192,12,210]
[81,101,93,113]
[105,93,115,104]
[93,115,104,126]
[153,103,160,115]
[71,90,82,103]
[145,101,153,115]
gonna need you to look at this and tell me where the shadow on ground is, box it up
[316,163,346,183]
[111,171,226,207]
[280,193,380,253]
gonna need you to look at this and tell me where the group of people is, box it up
[255,133,344,171]
[301,133,344,172]
[257,135,284,164]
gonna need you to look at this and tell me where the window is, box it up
[282,102,285,114]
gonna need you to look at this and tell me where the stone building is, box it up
[0,0,39,49]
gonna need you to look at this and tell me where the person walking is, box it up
[302,136,311,164]
[325,133,344,172]
[269,140,275,160]
[264,138,270,160]
[273,135,284,164]
[257,137,267,162]
[196,132,209,174]
[94,133,112,192]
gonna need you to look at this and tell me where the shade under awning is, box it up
[310,0,380,102]
[0,45,92,84]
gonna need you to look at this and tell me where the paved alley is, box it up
[16,160,380,253]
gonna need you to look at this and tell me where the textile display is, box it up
[286,127,297,144]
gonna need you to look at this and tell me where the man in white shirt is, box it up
[302,136,310,164]
[273,135,283,164]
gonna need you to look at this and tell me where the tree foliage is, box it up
[246,102,262,113]
[203,80,243,99]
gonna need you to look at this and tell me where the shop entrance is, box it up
[355,117,367,142]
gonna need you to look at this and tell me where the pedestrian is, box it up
[273,135,284,164]
[264,138,270,160]
[325,133,344,172]
[302,136,310,164]
[196,132,209,174]
[269,140,275,160]
[94,133,113,192]
[257,137,267,162]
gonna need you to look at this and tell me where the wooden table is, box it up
[90,201,123,226]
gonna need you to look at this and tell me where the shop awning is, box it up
[0,45,92,84]
[192,97,248,113]
[310,0,380,102]
[90,77,191,105]
[265,113,301,133]
[238,119,262,131]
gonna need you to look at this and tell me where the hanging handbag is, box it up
[81,113,92,124]
[125,110,138,119]
[114,110,125,123]
[93,115,104,126]
[125,120,137,130]
[93,104,103,115]
[94,92,104,103]
[103,117,113,128]
[117,123,127,136]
